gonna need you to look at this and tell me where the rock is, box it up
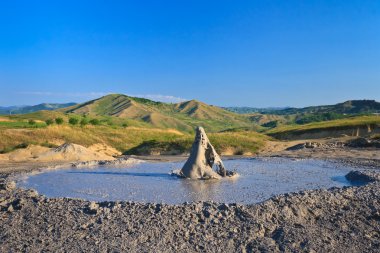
[286,142,346,151]
[6,181,16,191]
[347,138,371,148]
[177,126,237,179]
[84,201,99,215]
[346,170,380,183]
[0,180,16,191]
[27,189,39,198]
[286,144,306,151]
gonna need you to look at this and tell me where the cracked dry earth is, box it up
[0,161,380,252]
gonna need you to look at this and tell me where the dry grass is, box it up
[0,125,184,152]
[267,115,380,135]
[126,130,269,155]
[0,124,268,155]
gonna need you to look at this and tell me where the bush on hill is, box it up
[45,119,54,125]
[55,117,64,125]
[89,119,100,125]
[69,117,79,125]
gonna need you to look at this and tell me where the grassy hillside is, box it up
[62,94,254,132]
[265,100,380,115]
[2,95,379,155]
[225,100,380,115]
[0,96,267,155]
[267,115,380,140]
[0,124,268,155]
[226,100,380,126]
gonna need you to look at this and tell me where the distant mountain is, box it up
[62,94,252,132]
[225,100,380,115]
[0,103,77,115]
[266,100,380,115]
[224,107,290,114]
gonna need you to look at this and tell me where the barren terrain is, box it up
[0,144,379,252]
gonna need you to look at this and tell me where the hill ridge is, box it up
[60,94,252,132]
[225,99,380,115]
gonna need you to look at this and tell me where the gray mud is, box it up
[18,158,359,204]
[1,157,380,252]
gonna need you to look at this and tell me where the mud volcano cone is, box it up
[179,126,236,179]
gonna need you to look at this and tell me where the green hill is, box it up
[264,100,380,115]
[226,100,380,126]
[267,115,380,140]
[62,94,253,132]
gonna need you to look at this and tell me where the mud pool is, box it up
[17,158,361,204]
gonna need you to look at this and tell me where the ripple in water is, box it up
[18,158,358,204]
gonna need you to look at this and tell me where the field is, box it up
[0,122,269,155]
[267,115,380,139]
[0,99,379,155]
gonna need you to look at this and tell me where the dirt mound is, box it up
[4,145,51,162]
[36,143,115,162]
[0,154,8,161]
[0,143,117,163]
[88,143,121,157]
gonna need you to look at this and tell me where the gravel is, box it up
[0,158,379,252]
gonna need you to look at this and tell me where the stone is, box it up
[84,201,99,215]
[178,126,237,179]
[0,180,16,191]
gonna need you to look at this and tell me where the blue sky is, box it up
[0,0,379,107]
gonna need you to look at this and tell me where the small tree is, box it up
[89,119,100,125]
[28,119,36,125]
[55,117,64,125]
[122,123,128,128]
[45,119,54,125]
[80,118,89,126]
[69,117,79,125]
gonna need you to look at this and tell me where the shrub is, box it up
[295,112,347,125]
[89,119,100,125]
[0,142,29,154]
[28,119,36,125]
[40,142,57,148]
[45,119,54,125]
[69,117,79,125]
[55,117,64,125]
[122,123,128,128]
[261,121,278,128]
[80,118,89,126]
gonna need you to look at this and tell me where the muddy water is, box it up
[18,158,359,204]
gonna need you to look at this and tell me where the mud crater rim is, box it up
[16,157,365,204]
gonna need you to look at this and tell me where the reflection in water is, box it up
[68,171,171,179]
[180,179,220,202]
[18,158,358,204]
[181,177,240,202]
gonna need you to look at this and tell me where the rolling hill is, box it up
[0,95,379,155]
[0,103,76,115]
[265,100,380,115]
[226,100,380,115]
[62,94,254,132]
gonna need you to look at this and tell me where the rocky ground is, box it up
[0,149,380,252]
